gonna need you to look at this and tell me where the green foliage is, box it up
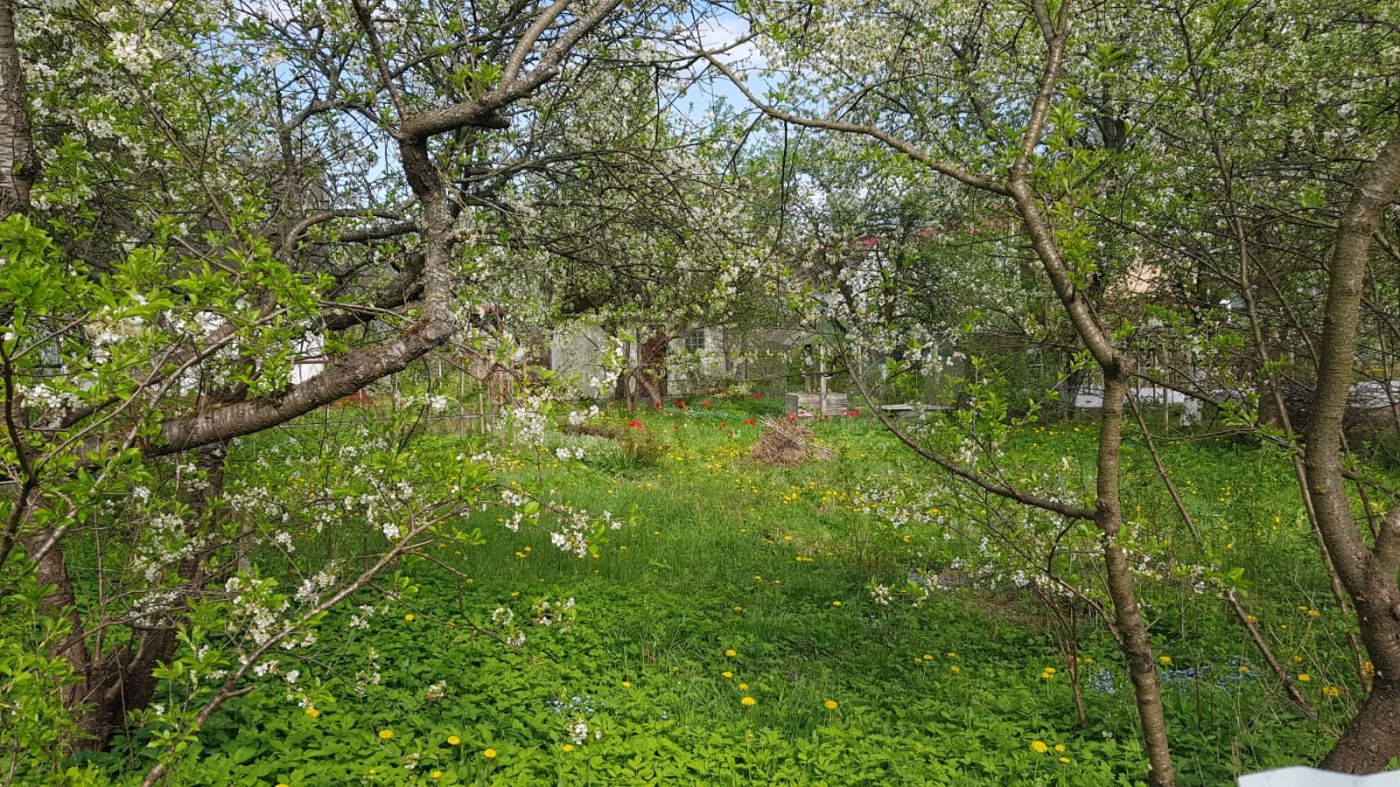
[22,409,1370,784]
[0,570,88,782]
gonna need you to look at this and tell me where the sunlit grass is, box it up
[106,406,1372,785]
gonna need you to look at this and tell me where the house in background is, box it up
[291,333,327,385]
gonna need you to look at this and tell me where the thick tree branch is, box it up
[149,318,452,456]
[502,0,572,87]
[399,0,624,142]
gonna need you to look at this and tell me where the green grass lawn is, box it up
[91,403,1364,785]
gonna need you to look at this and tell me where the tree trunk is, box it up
[72,444,228,749]
[26,532,90,713]
[1322,677,1400,773]
[0,0,37,217]
[1096,373,1175,786]
[1305,126,1400,771]
[76,629,177,749]
[613,368,630,407]
[636,331,671,407]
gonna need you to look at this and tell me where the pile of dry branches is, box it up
[751,416,835,466]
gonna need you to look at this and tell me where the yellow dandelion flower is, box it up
[1031,740,1049,754]
[740,696,756,707]
[483,748,497,759]
[1308,608,1320,618]
[1292,655,1303,663]
[738,683,749,690]
[922,653,934,661]
[1055,744,1066,753]
[621,680,632,688]
[831,600,842,607]
[722,671,734,679]
[1158,655,1172,666]
[1297,673,1312,682]
[378,729,394,740]
[950,665,961,674]
[725,649,737,658]
[562,744,575,752]
[430,771,442,779]
[404,613,415,622]
[1059,756,1071,764]
[1322,685,1341,697]
[447,735,461,746]
[824,699,839,710]
[946,652,958,659]
[304,707,320,718]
